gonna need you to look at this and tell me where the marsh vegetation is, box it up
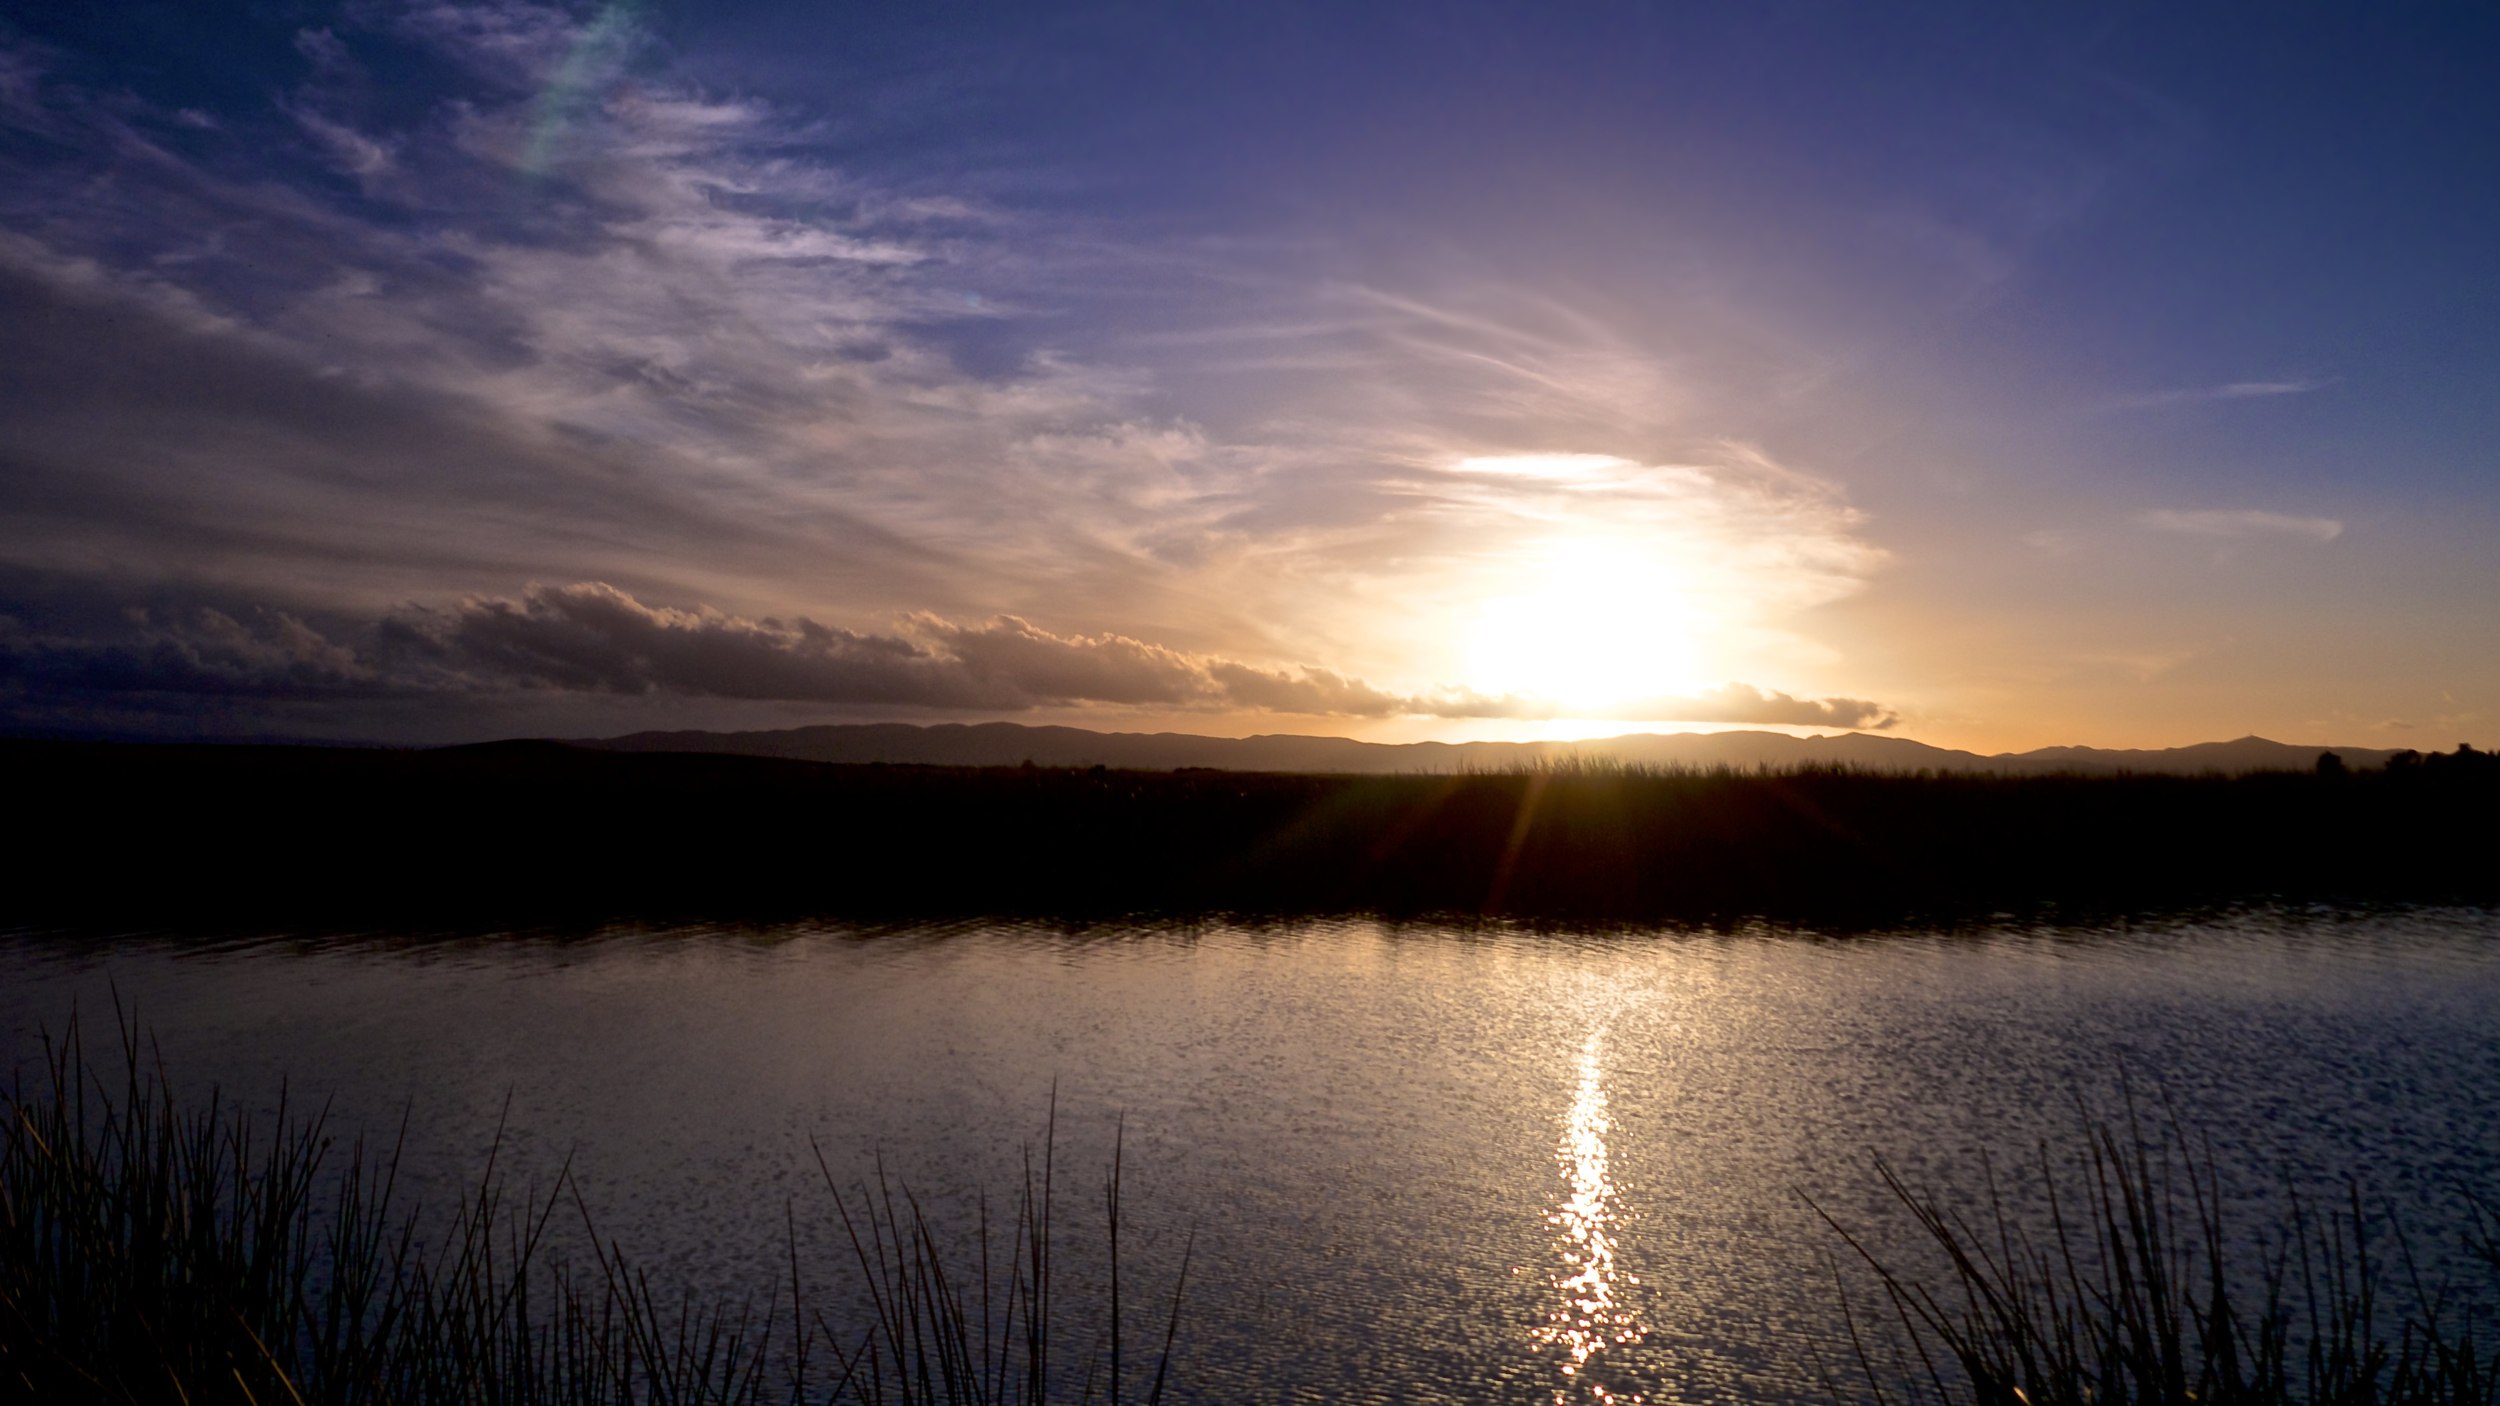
[0,1016,1185,1406]
[10,739,2499,929]
[1814,1106,2500,1405]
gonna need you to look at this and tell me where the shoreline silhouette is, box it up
[10,737,2495,931]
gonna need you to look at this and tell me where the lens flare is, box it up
[521,3,645,178]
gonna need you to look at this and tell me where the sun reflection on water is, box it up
[1534,1026,1647,1405]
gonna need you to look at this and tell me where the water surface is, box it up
[6,909,2497,1405]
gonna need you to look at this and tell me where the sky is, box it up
[1,1,2494,753]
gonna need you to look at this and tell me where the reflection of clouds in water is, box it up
[1535,1026,1648,1405]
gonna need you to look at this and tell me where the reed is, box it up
[1810,1106,2500,1406]
[15,739,2500,929]
[0,1013,1183,1405]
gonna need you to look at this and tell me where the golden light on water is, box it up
[1534,1026,1648,1405]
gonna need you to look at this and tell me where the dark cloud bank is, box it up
[0,577,1896,738]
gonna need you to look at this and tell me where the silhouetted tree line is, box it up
[6,739,2497,931]
[2378,741,2497,776]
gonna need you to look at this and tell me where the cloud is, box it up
[388,0,602,85]
[1334,443,1887,709]
[1410,445,1885,610]
[0,7,1183,633]
[1,577,1900,732]
[912,614,1211,706]
[2141,509,2343,542]
[1643,684,1897,730]
[289,105,398,180]
[293,27,355,74]
[0,605,382,702]
[417,586,1897,725]
[0,47,40,119]
[2111,377,2333,410]
[414,583,990,705]
[2,579,1360,715]
[0,7,1904,744]
[1206,662,1411,717]
[1412,682,1895,730]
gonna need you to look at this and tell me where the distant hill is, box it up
[571,721,2407,776]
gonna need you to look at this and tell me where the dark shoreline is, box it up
[9,738,2498,931]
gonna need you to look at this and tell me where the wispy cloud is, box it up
[0,5,1193,626]
[2141,508,2343,542]
[0,46,49,121]
[288,105,398,181]
[2110,377,2333,410]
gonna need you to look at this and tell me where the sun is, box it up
[1462,537,1715,714]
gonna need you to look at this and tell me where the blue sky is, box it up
[1,1,2493,750]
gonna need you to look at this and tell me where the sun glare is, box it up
[1463,538,1714,714]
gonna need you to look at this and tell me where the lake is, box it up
[6,907,2498,1405]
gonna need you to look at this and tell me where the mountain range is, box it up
[574,721,2407,776]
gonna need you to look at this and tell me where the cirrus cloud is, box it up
[2110,377,2334,410]
[2141,508,2344,542]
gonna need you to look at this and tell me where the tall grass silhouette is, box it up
[0,1013,1184,1405]
[1809,1105,2500,1406]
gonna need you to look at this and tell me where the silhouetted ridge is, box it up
[574,721,2412,776]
